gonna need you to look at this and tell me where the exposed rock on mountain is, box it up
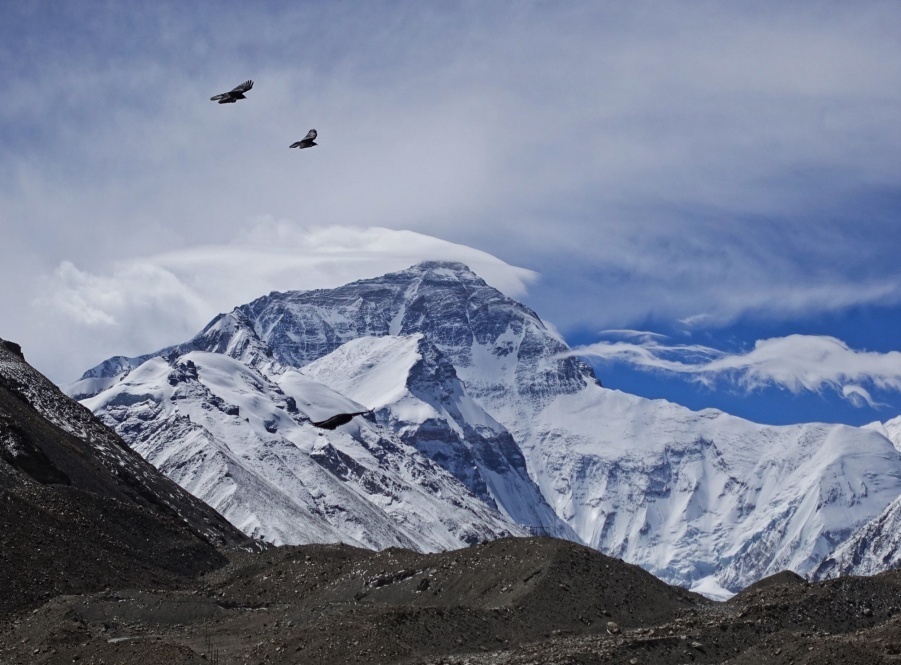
[816,497,901,580]
[303,333,574,538]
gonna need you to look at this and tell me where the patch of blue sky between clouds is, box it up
[570,330,901,425]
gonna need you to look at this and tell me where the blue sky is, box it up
[3,2,901,427]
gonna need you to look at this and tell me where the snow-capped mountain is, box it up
[813,416,901,579]
[302,333,574,538]
[70,261,901,594]
[79,348,524,550]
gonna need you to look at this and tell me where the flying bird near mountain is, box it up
[311,410,370,430]
[290,129,318,149]
[210,80,254,104]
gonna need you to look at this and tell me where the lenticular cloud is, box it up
[28,223,536,382]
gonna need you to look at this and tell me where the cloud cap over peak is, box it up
[26,223,535,383]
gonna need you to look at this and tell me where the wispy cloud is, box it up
[572,333,901,407]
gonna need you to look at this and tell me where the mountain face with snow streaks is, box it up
[813,416,901,579]
[81,349,523,550]
[71,261,901,594]
[301,333,574,539]
[232,262,599,407]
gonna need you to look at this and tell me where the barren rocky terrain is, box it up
[2,536,901,664]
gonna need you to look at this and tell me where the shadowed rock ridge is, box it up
[0,338,253,614]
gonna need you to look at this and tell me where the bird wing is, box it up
[210,93,229,101]
[231,80,253,93]
[290,130,318,148]
[311,410,370,429]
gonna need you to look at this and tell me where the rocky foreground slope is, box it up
[0,338,253,614]
[3,535,901,664]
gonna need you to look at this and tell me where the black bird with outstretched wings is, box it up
[210,80,254,104]
[290,129,318,149]
[311,410,370,430]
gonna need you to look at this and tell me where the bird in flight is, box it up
[311,410,370,430]
[290,129,318,149]
[210,80,254,104]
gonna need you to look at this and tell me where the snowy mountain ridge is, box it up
[70,261,901,595]
[80,348,524,550]
[302,333,574,538]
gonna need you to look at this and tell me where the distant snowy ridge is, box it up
[816,415,901,579]
[71,261,901,594]
[864,415,901,454]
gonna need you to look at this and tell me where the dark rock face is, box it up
[0,338,253,615]
[0,414,71,485]
[0,340,23,358]
[394,337,536,509]
[233,261,599,404]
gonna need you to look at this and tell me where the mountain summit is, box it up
[70,262,901,595]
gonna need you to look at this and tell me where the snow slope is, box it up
[814,415,901,579]
[511,384,901,592]
[303,334,575,539]
[83,350,522,550]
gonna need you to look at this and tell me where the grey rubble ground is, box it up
[2,538,901,664]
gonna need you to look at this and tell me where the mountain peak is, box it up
[67,265,901,596]
[397,261,488,287]
[411,260,478,275]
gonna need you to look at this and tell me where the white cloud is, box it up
[571,333,901,407]
[842,384,884,409]
[26,223,536,382]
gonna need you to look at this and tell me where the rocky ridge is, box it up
[0,338,252,615]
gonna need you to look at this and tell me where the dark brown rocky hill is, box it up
[0,338,253,614]
[3,535,900,664]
